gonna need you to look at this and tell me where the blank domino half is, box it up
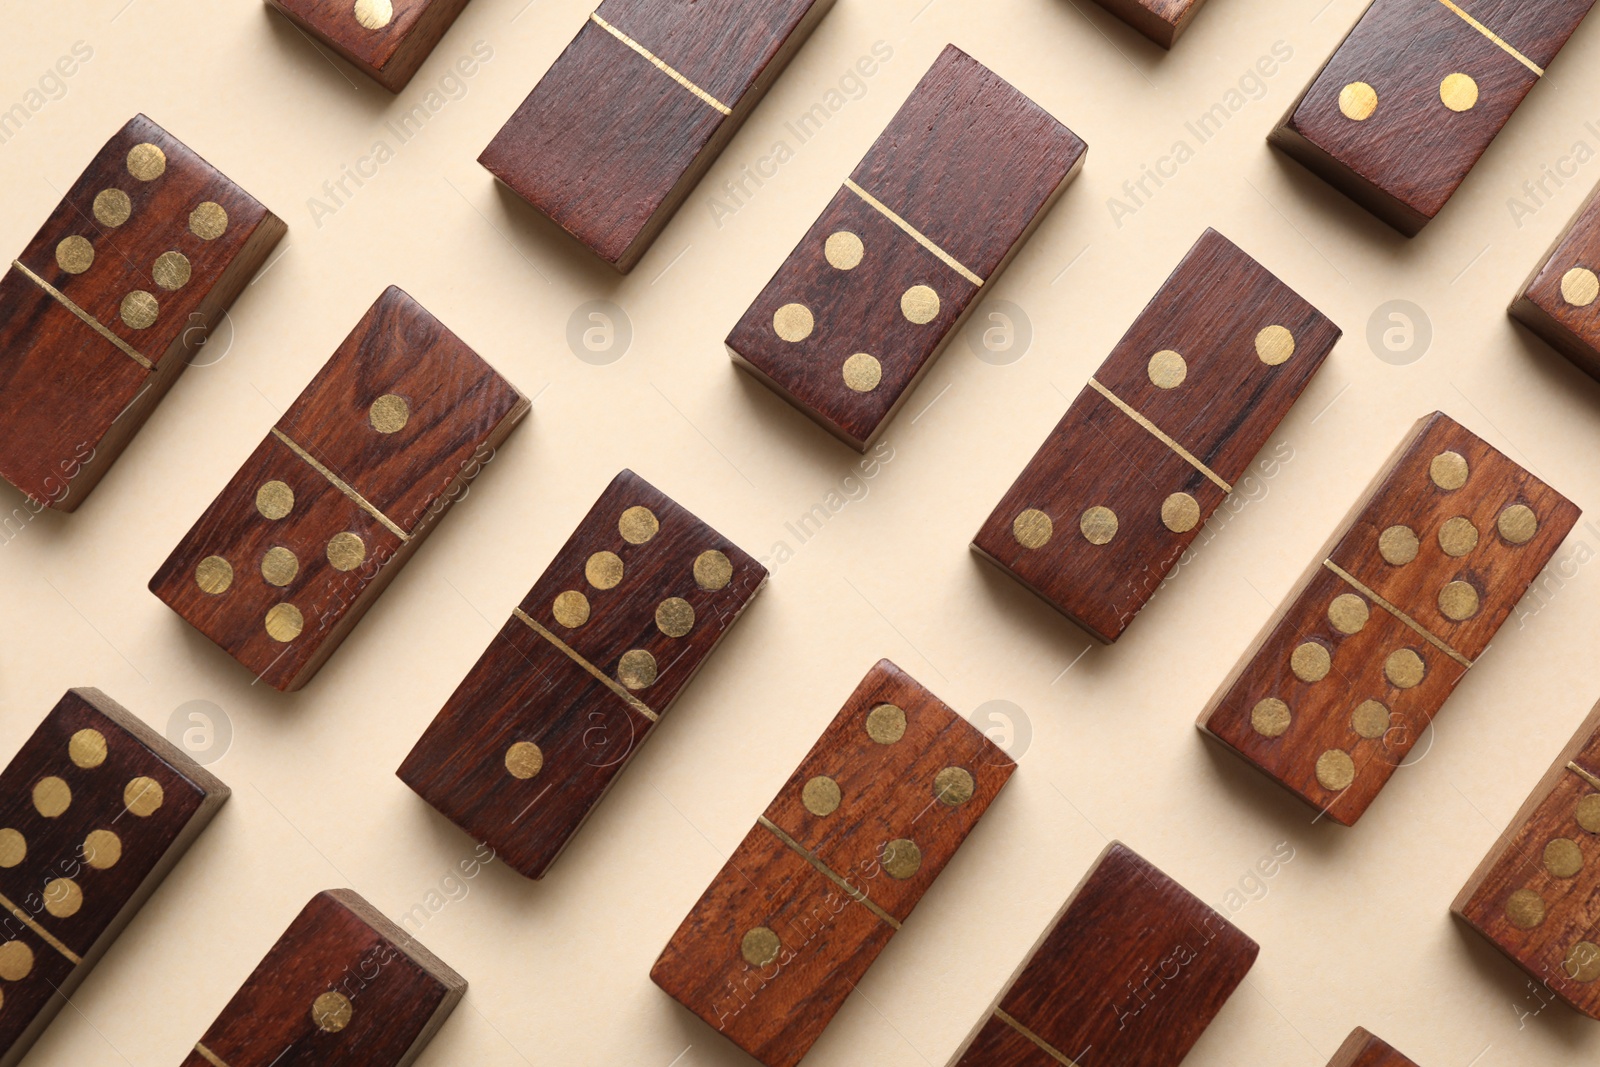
[1089,0,1210,47]
[948,843,1257,1067]
[479,0,835,271]
[1326,1028,1421,1066]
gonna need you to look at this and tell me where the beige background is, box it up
[2,0,1600,1063]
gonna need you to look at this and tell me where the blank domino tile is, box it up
[1327,1028,1421,1066]
[181,890,465,1067]
[651,659,1015,1067]
[0,689,227,1067]
[1269,0,1595,235]
[1200,412,1579,825]
[264,0,474,91]
[947,843,1258,1067]
[1510,179,1600,379]
[1454,699,1600,1019]
[972,228,1340,644]
[149,286,528,691]
[0,114,284,510]
[398,469,766,881]
[726,44,1086,451]
[1089,0,1209,47]
[479,0,835,271]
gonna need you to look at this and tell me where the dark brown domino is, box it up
[1269,0,1594,235]
[0,689,227,1067]
[398,469,766,880]
[1510,178,1600,380]
[725,44,1086,451]
[1089,0,1208,47]
[650,659,1015,1067]
[179,889,465,1067]
[1200,412,1579,825]
[479,0,835,271]
[972,228,1340,644]
[149,285,529,691]
[0,114,284,511]
[947,842,1258,1067]
[1326,1028,1421,1066]
[265,0,473,91]
[1454,698,1600,1019]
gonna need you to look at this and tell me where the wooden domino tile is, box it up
[972,229,1340,644]
[1510,179,1600,380]
[0,688,227,1067]
[947,842,1257,1067]
[1269,0,1594,235]
[1089,0,1208,48]
[1326,1028,1420,1066]
[725,44,1086,452]
[650,659,1014,1067]
[1454,698,1600,1019]
[479,0,834,271]
[1200,411,1579,825]
[398,469,766,881]
[181,889,465,1067]
[265,0,473,91]
[149,285,528,692]
[0,114,284,511]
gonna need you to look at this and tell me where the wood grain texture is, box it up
[149,285,528,691]
[397,469,766,880]
[651,659,1016,1067]
[178,889,466,1067]
[479,0,834,271]
[0,688,227,1067]
[726,44,1086,451]
[1200,412,1579,825]
[0,114,284,511]
[1454,698,1600,1019]
[1088,0,1206,47]
[1327,1027,1420,1067]
[1269,0,1593,235]
[973,229,1339,644]
[1510,177,1600,379]
[265,0,473,91]
[947,842,1258,1067]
